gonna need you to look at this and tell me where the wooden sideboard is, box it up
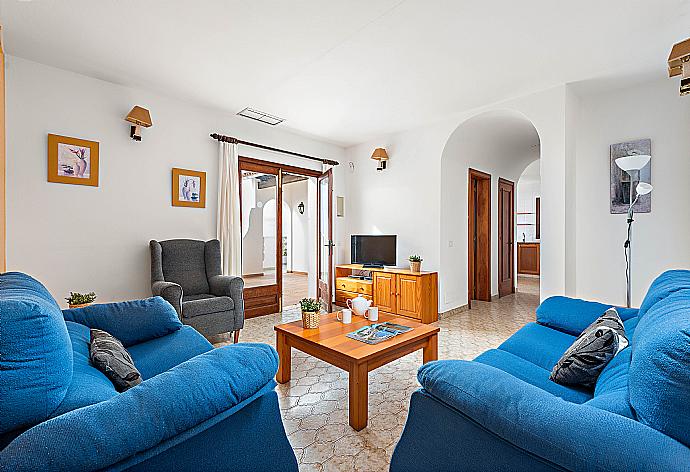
[334,264,438,323]
[517,242,540,275]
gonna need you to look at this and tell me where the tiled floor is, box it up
[215,277,539,471]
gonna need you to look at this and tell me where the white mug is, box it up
[365,306,379,322]
[337,308,352,324]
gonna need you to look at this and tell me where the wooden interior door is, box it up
[468,169,491,306]
[373,272,396,314]
[317,169,333,312]
[498,178,515,297]
[397,275,420,319]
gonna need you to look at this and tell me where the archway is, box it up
[440,109,540,309]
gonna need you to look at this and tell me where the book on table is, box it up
[346,322,413,345]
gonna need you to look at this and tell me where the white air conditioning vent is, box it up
[237,107,284,126]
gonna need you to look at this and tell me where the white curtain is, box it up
[217,141,242,276]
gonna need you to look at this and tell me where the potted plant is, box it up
[409,255,423,272]
[300,298,321,329]
[66,291,97,309]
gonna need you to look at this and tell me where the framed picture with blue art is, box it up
[47,134,99,186]
[172,167,206,208]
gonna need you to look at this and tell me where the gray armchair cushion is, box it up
[182,296,234,319]
[159,240,209,296]
[151,281,183,316]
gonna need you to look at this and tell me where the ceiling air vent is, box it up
[237,107,284,126]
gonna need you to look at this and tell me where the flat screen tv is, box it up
[351,235,397,268]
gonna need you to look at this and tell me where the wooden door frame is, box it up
[317,168,333,312]
[498,177,515,297]
[238,156,322,317]
[468,168,491,308]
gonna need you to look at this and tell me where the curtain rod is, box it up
[210,133,339,166]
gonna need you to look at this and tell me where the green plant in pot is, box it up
[66,291,97,309]
[409,255,423,272]
[300,297,321,329]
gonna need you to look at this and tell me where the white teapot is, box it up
[347,295,372,317]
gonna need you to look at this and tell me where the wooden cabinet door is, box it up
[373,272,396,314]
[397,275,420,319]
[517,243,540,275]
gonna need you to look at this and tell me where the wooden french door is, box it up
[468,168,491,307]
[239,157,324,317]
[498,178,515,297]
[317,169,333,312]
[239,160,282,318]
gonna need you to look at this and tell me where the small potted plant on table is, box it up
[300,298,321,329]
[409,255,423,272]
[66,291,97,309]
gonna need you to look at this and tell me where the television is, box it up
[351,235,397,268]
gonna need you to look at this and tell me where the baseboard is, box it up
[439,304,469,318]
[287,270,308,275]
[243,273,265,278]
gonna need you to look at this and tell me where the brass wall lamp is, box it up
[371,147,389,171]
[125,106,152,141]
[668,37,690,96]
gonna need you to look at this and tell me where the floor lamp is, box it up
[615,154,653,308]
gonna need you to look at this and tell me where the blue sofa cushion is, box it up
[128,325,213,380]
[0,272,73,434]
[63,297,182,347]
[630,289,690,447]
[585,348,634,419]
[475,349,591,403]
[497,322,576,370]
[51,322,118,417]
[536,296,638,336]
[638,269,690,318]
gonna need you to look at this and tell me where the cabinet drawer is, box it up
[335,277,373,296]
[335,290,372,307]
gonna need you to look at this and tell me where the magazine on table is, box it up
[346,322,413,345]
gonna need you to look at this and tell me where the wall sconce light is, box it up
[125,106,153,141]
[668,37,690,96]
[298,202,305,214]
[371,147,389,171]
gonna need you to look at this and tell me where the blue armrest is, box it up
[0,343,279,472]
[536,296,638,336]
[418,360,690,471]
[62,297,182,346]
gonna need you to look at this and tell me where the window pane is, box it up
[241,170,277,288]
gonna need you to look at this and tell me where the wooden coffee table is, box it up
[274,312,439,430]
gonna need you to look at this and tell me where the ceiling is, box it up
[1,0,688,146]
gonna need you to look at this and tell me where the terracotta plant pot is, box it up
[302,311,320,329]
[69,302,92,309]
[409,261,422,272]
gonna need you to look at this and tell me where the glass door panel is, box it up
[317,169,333,311]
[241,170,278,288]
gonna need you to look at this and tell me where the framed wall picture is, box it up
[610,139,651,214]
[47,134,99,186]
[172,168,206,208]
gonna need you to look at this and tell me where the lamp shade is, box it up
[636,182,653,195]
[125,106,152,127]
[371,148,388,161]
[615,154,650,172]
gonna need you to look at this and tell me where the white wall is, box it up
[6,56,344,305]
[283,179,311,273]
[516,159,541,243]
[573,78,690,306]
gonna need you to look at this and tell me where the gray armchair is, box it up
[149,239,244,342]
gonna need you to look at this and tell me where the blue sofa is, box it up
[391,270,690,471]
[0,272,298,472]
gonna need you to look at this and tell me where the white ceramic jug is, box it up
[347,295,372,317]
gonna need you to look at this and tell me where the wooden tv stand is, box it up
[334,264,438,324]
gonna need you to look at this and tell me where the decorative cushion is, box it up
[0,272,73,434]
[160,239,210,295]
[630,289,690,446]
[182,295,234,318]
[89,329,142,392]
[63,296,182,347]
[550,309,628,388]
